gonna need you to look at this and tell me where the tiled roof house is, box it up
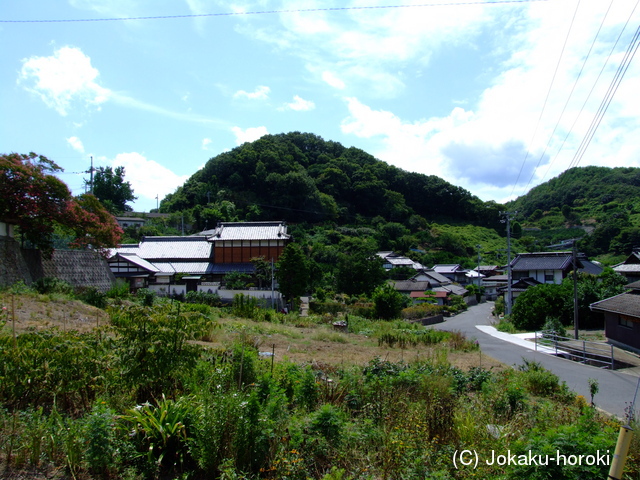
[108,221,290,292]
[591,280,640,353]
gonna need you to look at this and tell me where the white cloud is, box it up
[111,152,190,207]
[322,71,345,89]
[338,2,640,202]
[18,46,228,126]
[233,85,271,100]
[232,126,268,145]
[202,138,212,149]
[66,136,85,153]
[19,46,110,116]
[243,0,491,98]
[282,95,315,111]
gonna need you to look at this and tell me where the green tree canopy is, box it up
[372,283,406,320]
[89,166,137,213]
[276,243,310,305]
[335,237,386,296]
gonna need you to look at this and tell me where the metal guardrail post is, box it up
[555,333,558,355]
[535,331,537,351]
[611,344,615,370]
[583,340,586,364]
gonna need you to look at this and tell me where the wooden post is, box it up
[12,294,16,349]
[271,344,275,374]
[608,425,633,480]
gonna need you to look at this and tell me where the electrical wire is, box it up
[508,0,581,200]
[1,0,549,24]
[519,0,615,193]
[537,0,639,183]
[567,23,640,170]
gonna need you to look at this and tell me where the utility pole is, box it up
[500,211,517,315]
[86,156,95,194]
[155,194,159,211]
[476,244,482,286]
[572,240,579,339]
[547,239,580,339]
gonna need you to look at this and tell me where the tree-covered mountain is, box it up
[507,166,640,259]
[160,132,503,231]
[156,132,640,268]
[508,166,640,219]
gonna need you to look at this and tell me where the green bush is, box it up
[32,277,73,296]
[506,410,616,480]
[185,290,221,306]
[106,279,130,299]
[371,283,406,320]
[401,302,442,320]
[136,288,155,307]
[309,404,346,444]
[77,286,107,309]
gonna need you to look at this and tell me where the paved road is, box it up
[434,301,640,420]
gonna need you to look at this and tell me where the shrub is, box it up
[77,287,107,309]
[518,360,562,397]
[106,279,130,299]
[401,303,442,321]
[542,316,567,337]
[84,403,120,475]
[185,290,221,306]
[371,284,406,320]
[309,404,346,444]
[309,301,346,316]
[495,318,517,333]
[109,305,206,402]
[32,277,73,296]
[136,288,155,307]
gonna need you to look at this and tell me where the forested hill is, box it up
[160,132,503,231]
[508,166,640,219]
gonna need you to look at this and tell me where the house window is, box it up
[544,270,554,283]
[619,316,634,329]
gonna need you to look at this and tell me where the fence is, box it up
[534,330,624,370]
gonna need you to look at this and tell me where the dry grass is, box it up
[0,293,506,372]
[0,293,108,334]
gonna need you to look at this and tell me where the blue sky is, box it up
[3,0,640,212]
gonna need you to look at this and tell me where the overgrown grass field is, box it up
[1,282,638,479]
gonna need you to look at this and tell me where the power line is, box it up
[1,0,550,24]
[567,23,640,170]
[508,0,581,200]
[521,0,616,192]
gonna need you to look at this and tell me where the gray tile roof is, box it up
[115,236,213,260]
[206,222,290,241]
[591,292,640,316]
[510,252,579,271]
[433,264,466,274]
[614,264,640,273]
[393,280,434,292]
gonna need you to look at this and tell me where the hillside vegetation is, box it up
[2,284,637,479]
[145,133,640,271]
[508,166,640,260]
[160,132,503,230]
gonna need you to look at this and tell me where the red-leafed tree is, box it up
[0,152,122,258]
[64,194,124,257]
